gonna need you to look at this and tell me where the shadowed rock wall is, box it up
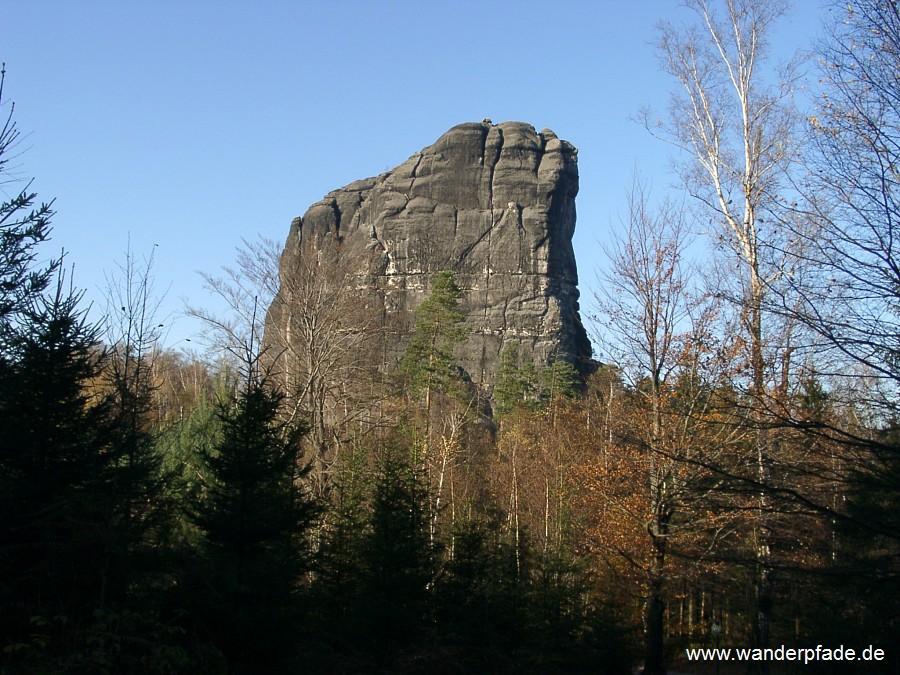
[267,120,591,388]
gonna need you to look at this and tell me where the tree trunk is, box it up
[644,544,667,675]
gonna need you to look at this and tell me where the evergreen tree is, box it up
[158,390,222,544]
[0,70,183,672]
[0,284,112,639]
[436,505,525,669]
[311,440,369,634]
[0,65,56,341]
[0,279,189,673]
[101,245,171,592]
[493,344,539,416]
[493,344,580,418]
[355,444,437,666]
[187,369,316,673]
[539,357,580,402]
[400,270,465,406]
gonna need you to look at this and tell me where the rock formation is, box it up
[266,120,592,391]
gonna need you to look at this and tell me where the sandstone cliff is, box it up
[266,120,591,390]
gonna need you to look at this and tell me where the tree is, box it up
[0,63,56,347]
[798,0,900,396]
[494,344,580,419]
[263,237,382,494]
[188,365,316,673]
[100,245,171,610]
[0,279,112,656]
[594,176,718,673]
[191,235,381,496]
[149,348,216,426]
[0,276,188,672]
[651,0,802,662]
[493,343,540,417]
[488,393,638,673]
[158,387,221,542]
[0,68,186,673]
[781,0,900,652]
[356,444,437,665]
[398,268,470,504]
[187,236,278,366]
[309,438,371,666]
[400,270,466,410]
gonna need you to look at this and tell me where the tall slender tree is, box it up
[99,245,171,610]
[356,444,436,665]
[594,175,716,674]
[651,1,802,663]
[399,269,468,480]
[782,0,900,651]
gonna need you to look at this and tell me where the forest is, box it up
[1,0,899,673]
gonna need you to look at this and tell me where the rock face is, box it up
[267,120,591,389]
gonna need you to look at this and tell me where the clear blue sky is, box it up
[2,0,825,353]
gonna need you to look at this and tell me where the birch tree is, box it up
[649,0,802,663]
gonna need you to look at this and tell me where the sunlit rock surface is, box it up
[267,120,591,387]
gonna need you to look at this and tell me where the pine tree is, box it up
[312,440,369,629]
[493,344,539,416]
[400,270,465,407]
[493,344,579,418]
[158,390,222,544]
[436,505,524,668]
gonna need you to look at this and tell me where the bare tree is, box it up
[99,244,172,608]
[187,236,279,368]
[769,1,900,641]
[104,244,167,410]
[649,0,803,662]
[594,175,728,674]
[595,176,700,395]
[798,0,900,397]
[191,236,382,496]
[264,241,382,494]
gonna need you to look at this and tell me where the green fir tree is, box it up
[188,370,316,673]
